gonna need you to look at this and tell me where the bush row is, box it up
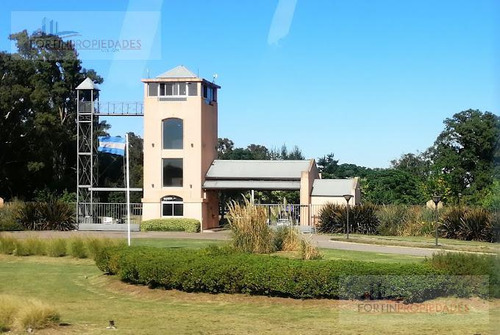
[318,204,499,242]
[318,204,380,235]
[0,235,125,259]
[95,245,498,302]
[140,218,200,232]
[0,200,75,231]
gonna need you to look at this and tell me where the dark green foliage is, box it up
[0,205,22,231]
[95,246,496,302]
[430,109,500,205]
[37,199,76,231]
[16,202,42,230]
[1,31,104,201]
[318,203,379,234]
[140,218,200,233]
[428,252,499,298]
[15,201,75,231]
[363,169,426,205]
[441,207,495,242]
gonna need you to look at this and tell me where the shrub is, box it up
[11,238,46,256]
[94,245,496,302]
[85,237,125,260]
[318,203,379,234]
[377,205,435,237]
[273,226,301,252]
[11,200,76,231]
[300,236,322,260]
[227,200,274,253]
[16,202,43,230]
[0,203,23,231]
[441,207,494,242]
[15,300,60,331]
[377,205,413,235]
[68,238,88,258]
[0,235,17,254]
[0,294,60,332]
[46,239,67,257]
[428,252,499,298]
[38,200,76,231]
[141,218,200,233]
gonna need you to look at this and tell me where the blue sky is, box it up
[1,0,498,167]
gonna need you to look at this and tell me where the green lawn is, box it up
[0,255,497,334]
[131,238,224,249]
[130,238,424,263]
[329,233,499,254]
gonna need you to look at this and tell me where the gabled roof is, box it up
[205,160,313,180]
[76,77,99,90]
[311,179,357,197]
[203,180,300,190]
[157,65,197,79]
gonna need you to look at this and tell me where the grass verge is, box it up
[0,254,497,334]
[329,233,500,254]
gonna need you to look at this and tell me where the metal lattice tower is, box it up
[75,78,143,225]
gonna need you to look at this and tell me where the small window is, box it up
[161,196,183,217]
[162,158,183,187]
[188,82,198,96]
[179,83,187,95]
[159,82,189,97]
[162,118,183,149]
[148,83,158,96]
[202,85,216,103]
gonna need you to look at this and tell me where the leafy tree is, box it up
[391,152,431,182]
[217,137,234,159]
[0,30,103,200]
[269,144,304,160]
[363,169,426,205]
[318,153,372,179]
[429,109,499,204]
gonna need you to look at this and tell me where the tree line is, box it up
[0,31,498,208]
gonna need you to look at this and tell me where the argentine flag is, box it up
[98,136,126,156]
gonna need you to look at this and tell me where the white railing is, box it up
[77,202,142,224]
[255,204,324,228]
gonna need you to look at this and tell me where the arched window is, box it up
[161,196,183,217]
[162,118,183,149]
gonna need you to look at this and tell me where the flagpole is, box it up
[125,133,131,247]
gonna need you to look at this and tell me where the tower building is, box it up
[141,66,220,229]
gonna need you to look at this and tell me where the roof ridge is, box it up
[157,65,198,78]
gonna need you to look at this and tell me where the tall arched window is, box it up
[161,196,183,217]
[162,118,183,149]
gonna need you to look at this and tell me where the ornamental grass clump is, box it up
[45,239,67,257]
[300,235,322,260]
[0,294,60,333]
[273,226,301,252]
[227,199,274,254]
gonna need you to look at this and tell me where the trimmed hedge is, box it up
[140,218,200,233]
[94,246,497,302]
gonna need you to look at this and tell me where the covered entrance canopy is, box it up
[203,160,314,191]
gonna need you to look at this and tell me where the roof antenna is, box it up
[212,73,218,83]
[146,68,150,78]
